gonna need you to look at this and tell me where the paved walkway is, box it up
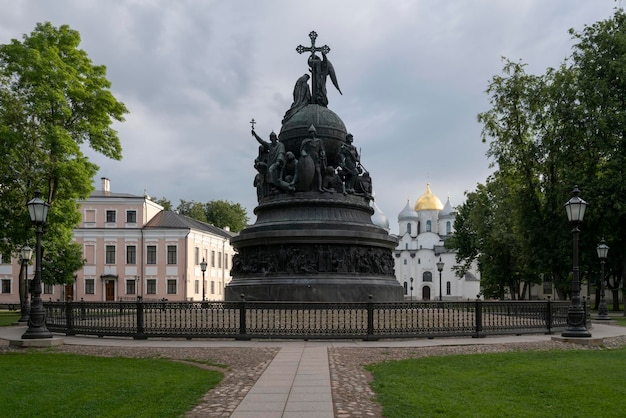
[2,321,626,418]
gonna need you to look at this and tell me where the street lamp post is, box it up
[436,257,444,302]
[22,190,52,339]
[562,186,591,338]
[18,245,33,323]
[200,257,207,301]
[596,238,610,320]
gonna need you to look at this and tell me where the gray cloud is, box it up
[1,0,618,234]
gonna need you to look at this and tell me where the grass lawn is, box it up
[368,347,626,418]
[0,310,20,326]
[613,316,626,326]
[0,351,222,418]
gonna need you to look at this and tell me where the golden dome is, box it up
[414,183,444,211]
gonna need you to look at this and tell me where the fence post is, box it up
[236,293,250,341]
[364,294,378,341]
[545,296,553,334]
[134,295,146,340]
[80,297,86,321]
[473,295,484,338]
[65,298,75,336]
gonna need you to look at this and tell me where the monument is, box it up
[226,31,403,302]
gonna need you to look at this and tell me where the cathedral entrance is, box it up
[422,286,431,301]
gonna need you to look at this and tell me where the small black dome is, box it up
[279,104,347,168]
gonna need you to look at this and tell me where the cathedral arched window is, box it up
[446,281,451,295]
[446,221,451,235]
[426,220,432,232]
[423,271,432,282]
[407,223,412,235]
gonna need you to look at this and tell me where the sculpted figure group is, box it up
[232,244,395,277]
[252,126,372,201]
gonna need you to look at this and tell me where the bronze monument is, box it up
[226,31,402,302]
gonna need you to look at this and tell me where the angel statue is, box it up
[308,51,341,107]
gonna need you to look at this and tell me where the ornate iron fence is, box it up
[44,298,581,341]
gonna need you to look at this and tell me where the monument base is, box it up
[225,275,403,302]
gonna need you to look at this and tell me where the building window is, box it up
[126,279,136,295]
[194,247,199,265]
[106,210,116,223]
[426,220,432,232]
[105,245,116,264]
[85,245,95,264]
[146,279,157,294]
[194,279,199,294]
[167,246,177,265]
[210,280,215,294]
[84,209,96,226]
[167,279,177,294]
[218,252,222,268]
[43,283,53,294]
[407,223,412,235]
[126,210,137,223]
[224,256,228,270]
[211,250,215,267]
[1,279,10,293]
[146,245,157,264]
[405,243,408,250]
[446,221,451,235]
[126,246,136,265]
[403,259,407,265]
[446,281,451,295]
[423,271,432,282]
[403,281,408,295]
[85,279,95,294]
[0,252,10,264]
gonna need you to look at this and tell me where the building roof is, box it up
[398,199,418,221]
[371,198,390,231]
[414,183,444,211]
[144,211,236,239]
[89,190,144,199]
[440,196,455,216]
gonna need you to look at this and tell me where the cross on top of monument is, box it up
[294,31,341,107]
[296,31,330,57]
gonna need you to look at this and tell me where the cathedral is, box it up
[372,184,481,300]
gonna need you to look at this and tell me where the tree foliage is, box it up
[449,10,626,302]
[151,197,173,211]
[0,22,128,284]
[204,200,248,233]
[175,199,249,233]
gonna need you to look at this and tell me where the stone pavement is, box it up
[2,321,626,418]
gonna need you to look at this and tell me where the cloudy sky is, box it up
[0,0,620,234]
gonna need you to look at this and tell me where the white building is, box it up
[386,184,480,300]
[0,178,236,305]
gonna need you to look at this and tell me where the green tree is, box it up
[458,9,626,305]
[151,197,173,211]
[0,22,128,284]
[564,10,626,308]
[177,200,208,223]
[174,199,248,233]
[204,200,248,233]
